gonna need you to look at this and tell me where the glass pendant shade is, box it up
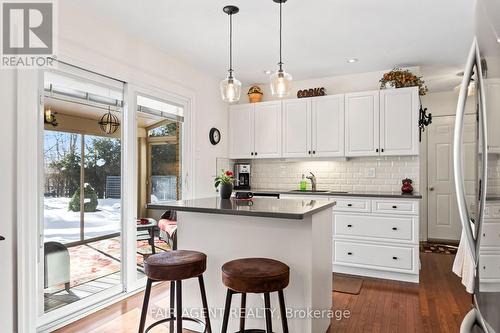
[270,70,292,97]
[220,76,241,103]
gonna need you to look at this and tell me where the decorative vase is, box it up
[247,85,263,103]
[401,178,414,194]
[220,183,233,199]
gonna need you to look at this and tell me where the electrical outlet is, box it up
[366,168,376,178]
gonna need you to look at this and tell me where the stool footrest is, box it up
[145,316,207,333]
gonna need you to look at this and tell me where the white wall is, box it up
[0,69,17,333]
[2,2,228,331]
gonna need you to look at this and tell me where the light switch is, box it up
[366,168,376,178]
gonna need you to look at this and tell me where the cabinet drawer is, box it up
[332,198,371,213]
[480,254,500,280]
[481,223,500,247]
[372,199,418,215]
[484,204,500,219]
[333,214,416,243]
[334,241,414,271]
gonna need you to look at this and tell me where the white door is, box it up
[380,87,419,156]
[254,101,282,158]
[282,98,311,158]
[345,91,380,156]
[228,104,254,159]
[428,115,477,240]
[312,94,345,157]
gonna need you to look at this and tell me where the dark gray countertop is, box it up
[147,197,335,220]
[246,189,422,199]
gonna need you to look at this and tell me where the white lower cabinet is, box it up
[479,202,500,291]
[332,196,420,283]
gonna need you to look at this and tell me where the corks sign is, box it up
[297,87,326,98]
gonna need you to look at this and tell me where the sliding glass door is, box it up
[41,66,125,317]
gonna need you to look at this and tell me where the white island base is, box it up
[176,208,333,333]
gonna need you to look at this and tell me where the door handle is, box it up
[0,235,4,241]
[429,187,434,191]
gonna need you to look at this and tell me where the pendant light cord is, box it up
[229,12,233,77]
[279,1,283,71]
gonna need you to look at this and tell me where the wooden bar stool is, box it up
[220,258,290,333]
[138,250,212,333]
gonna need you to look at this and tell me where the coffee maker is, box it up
[234,163,250,189]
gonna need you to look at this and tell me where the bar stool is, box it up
[138,250,212,333]
[220,258,290,333]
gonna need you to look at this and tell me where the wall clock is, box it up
[209,127,221,145]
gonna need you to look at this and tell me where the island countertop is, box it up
[147,196,335,220]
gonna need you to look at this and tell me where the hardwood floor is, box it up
[56,252,471,333]
[330,252,472,333]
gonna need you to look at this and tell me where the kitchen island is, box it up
[148,197,335,333]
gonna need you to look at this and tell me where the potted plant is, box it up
[379,68,428,96]
[247,85,263,103]
[215,169,235,199]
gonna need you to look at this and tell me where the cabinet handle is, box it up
[376,148,379,153]
[392,256,398,260]
[313,150,316,154]
[308,150,311,154]
[392,205,397,209]
[392,227,398,231]
[347,252,353,256]
[251,152,254,156]
[347,203,352,207]
[381,148,385,153]
[347,224,352,228]
[255,152,258,156]
[0,236,5,241]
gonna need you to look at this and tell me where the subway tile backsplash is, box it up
[250,156,420,193]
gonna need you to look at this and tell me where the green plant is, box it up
[379,68,428,96]
[214,169,234,188]
[69,183,99,212]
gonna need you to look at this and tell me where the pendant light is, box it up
[99,106,120,135]
[220,5,241,103]
[270,0,292,97]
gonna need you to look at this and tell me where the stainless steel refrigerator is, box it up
[454,0,500,332]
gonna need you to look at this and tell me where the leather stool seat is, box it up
[222,257,289,293]
[145,250,206,281]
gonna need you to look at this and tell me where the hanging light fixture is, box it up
[270,0,292,97]
[220,5,241,103]
[98,106,120,134]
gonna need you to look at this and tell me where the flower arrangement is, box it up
[379,68,428,96]
[214,169,234,188]
[215,169,235,199]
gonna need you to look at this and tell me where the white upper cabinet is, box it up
[380,87,419,156]
[345,91,380,156]
[253,101,282,158]
[485,79,500,153]
[228,104,254,159]
[312,94,345,157]
[282,99,311,158]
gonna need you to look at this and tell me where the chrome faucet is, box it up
[306,172,317,191]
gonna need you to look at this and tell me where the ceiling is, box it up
[70,0,475,91]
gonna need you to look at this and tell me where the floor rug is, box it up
[333,274,363,295]
[420,242,458,255]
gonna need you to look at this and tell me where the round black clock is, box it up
[209,127,221,145]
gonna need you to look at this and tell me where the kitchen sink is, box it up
[288,190,348,194]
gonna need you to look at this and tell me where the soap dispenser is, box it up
[300,174,307,191]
